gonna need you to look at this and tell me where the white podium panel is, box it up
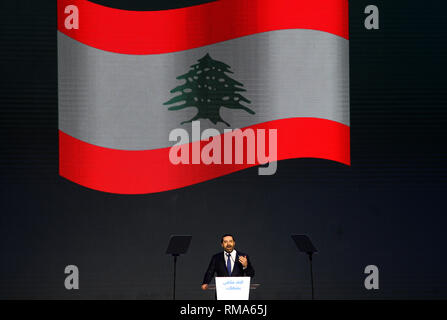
[215,277,251,300]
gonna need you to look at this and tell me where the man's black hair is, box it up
[221,234,235,243]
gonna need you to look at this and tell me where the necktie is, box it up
[226,253,232,275]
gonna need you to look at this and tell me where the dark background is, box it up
[1,0,446,299]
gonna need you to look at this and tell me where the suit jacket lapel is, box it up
[231,253,239,276]
[221,253,230,276]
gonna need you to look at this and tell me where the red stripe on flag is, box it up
[57,0,349,55]
[59,118,350,194]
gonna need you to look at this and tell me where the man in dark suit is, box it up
[201,234,255,290]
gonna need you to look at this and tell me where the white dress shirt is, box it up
[223,250,237,273]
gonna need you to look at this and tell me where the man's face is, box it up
[221,236,235,253]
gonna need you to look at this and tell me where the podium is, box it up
[207,277,260,300]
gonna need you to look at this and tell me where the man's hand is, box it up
[201,284,208,291]
[238,255,248,268]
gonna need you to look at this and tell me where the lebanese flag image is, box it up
[58,0,350,194]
